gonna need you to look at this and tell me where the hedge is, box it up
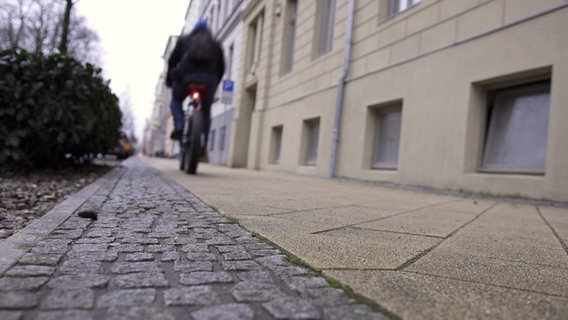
[0,49,122,170]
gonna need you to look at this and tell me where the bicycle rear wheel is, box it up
[185,109,203,174]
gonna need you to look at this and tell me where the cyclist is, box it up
[166,20,225,154]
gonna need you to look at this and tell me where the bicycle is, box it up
[179,83,207,174]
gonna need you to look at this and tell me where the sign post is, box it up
[221,80,234,105]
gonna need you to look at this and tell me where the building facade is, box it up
[229,0,568,202]
[200,0,249,165]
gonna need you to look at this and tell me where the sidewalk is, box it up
[143,156,568,320]
[0,156,387,320]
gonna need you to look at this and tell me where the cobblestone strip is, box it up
[0,159,388,320]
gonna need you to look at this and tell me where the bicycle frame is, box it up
[179,83,207,174]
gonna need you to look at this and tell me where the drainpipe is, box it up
[329,0,356,178]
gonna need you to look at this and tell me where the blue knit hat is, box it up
[194,19,208,31]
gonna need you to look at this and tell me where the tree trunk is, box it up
[59,0,73,54]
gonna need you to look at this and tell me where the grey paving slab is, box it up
[539,205,568,244]
[244,224,440,269]
[406,250,568,296]
[325,269,568,320]
[354,199,495,238]
[420,203,567,266]
[0,157,387,320]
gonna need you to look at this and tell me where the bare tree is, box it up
[119,90,138,142]
[59,0,73,54]
[0,0,100,65]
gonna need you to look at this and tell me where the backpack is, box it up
[183,32,216,64]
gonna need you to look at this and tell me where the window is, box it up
[219,126,226,151]
[271,125,283,164]
[389,0,421,16]
[282,0,298,74]
[304,118,320,165]
[481,81,550,174]
[209,129,216,151]
[314,0,335,57]
[372,104,402,169]
[227,44,234,80]
[247,13,264,74]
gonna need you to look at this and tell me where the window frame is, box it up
[303,118,320,166]
[281,0,298,74]
[371,103,403,170]
[209,129,216,151]
[313,0,336,58]
[479,80,551,175]
[271,125,283,164]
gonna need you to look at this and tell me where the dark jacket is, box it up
[166,27,225,88]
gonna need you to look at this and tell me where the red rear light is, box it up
[191,91,200,100]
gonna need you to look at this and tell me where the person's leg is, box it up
[169,81,186,139]
[200,86,215,149]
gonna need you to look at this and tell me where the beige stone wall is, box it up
[235,0,568,202]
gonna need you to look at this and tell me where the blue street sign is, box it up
[222,80,234,92]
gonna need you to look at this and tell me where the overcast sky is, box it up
[75,0,188,140]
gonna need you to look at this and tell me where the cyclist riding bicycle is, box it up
[166,20,225,153]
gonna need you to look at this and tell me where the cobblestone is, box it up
[0,158,388,319]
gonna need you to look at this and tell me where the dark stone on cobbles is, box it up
[0,276,49,291]
[164,286,220,306]
[263,297,321,320]
[191,303,255,320]
[179,271,233,285]
[113,272,169,288]
[47,275,108,290]
[40,289,94,309]
[97,289,156,307]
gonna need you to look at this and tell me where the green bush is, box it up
[0,49,122,170]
